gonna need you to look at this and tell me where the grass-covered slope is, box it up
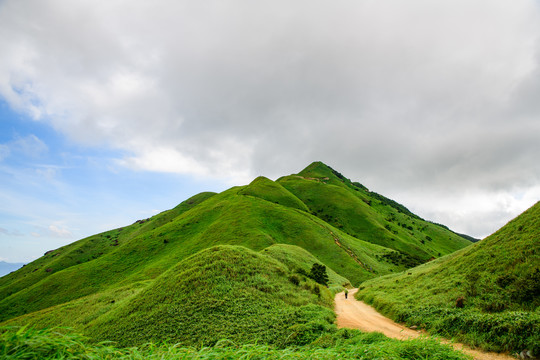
[1,326,471,360]
[0,191,219,322]
[0,188,387,323]
[0,184,397,323]
[3,246,338,347]
[88,245,336,347]
[356,201,540,354]
[279,162,471,266]
[0,161,473,339]
[238,176,309,212]
[262,244,351,289]
[0,191,216,298]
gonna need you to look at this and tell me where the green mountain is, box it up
[356,201,540,354]
[0,162,472,346]
[278,162,471,265]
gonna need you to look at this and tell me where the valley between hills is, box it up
[1,162,538,359]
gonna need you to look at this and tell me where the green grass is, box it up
[1,326,472,360]
[0,161,475,351]
[239,176,309,212]
[4,246,338,347]
[86,245,336,347]
[279,162,471,265]
[261,244,351,289]
[0,182,396,323]
[356,201,540,355]
[0,191,217,316]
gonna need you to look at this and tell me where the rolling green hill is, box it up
[0,162,472,346]
[356,201,540,354]
[87,245,337,347]
[279,162,471,266]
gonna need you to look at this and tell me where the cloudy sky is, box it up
[1,0,539,263]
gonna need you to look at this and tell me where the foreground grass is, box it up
[0,326,472,360]
[357,202,540,355]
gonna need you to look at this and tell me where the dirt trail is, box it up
[335,289,516,360]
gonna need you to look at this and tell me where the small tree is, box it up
[309,263,329,287]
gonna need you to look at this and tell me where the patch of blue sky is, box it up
[0,99,228,263]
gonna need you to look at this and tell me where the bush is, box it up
[309,263,329,287]
[289,275,300,286]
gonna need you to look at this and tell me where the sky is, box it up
[1,0,539,263]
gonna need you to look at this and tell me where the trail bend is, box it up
[335,289,516,360]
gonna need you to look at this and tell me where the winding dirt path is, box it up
[335,289,516,360]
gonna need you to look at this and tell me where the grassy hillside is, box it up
[1,326,471,360]
[0,185,398,323]
[3,245,337,347]
[88,245,336,347]
[262,244,351,290]
[0,161,473,348]
[239,176,309,212]
[280,162,471,267]
[0,191,219,322]
[356,201,540,354]
[0,191,216,299]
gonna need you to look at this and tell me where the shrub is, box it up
[309,264,329,287]
[289,275,300,286]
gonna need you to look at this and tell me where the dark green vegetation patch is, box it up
[356,201,540,355]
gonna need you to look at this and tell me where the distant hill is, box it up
[451,232,480,242]
[356,201,540,355]
[279,162,471,264]
[0,162,473,345]
[0,261,25,277]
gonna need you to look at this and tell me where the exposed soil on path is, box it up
[335,289,516,360]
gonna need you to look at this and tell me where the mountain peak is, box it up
[298,161,337,178]
[300,161,331,171]
[298,161,354,187]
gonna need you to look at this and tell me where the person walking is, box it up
[344,288,349,299]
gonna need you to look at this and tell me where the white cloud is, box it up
[0,144,10,161]
[29,224,73,239]
[34,165,60,181]
[47,224,73,239]
[12,134,48,157]
[0,134,48,160]
[0,0,539,237]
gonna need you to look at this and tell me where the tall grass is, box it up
[1,326,472,360]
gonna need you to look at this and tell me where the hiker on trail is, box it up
[345,288,349,299]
